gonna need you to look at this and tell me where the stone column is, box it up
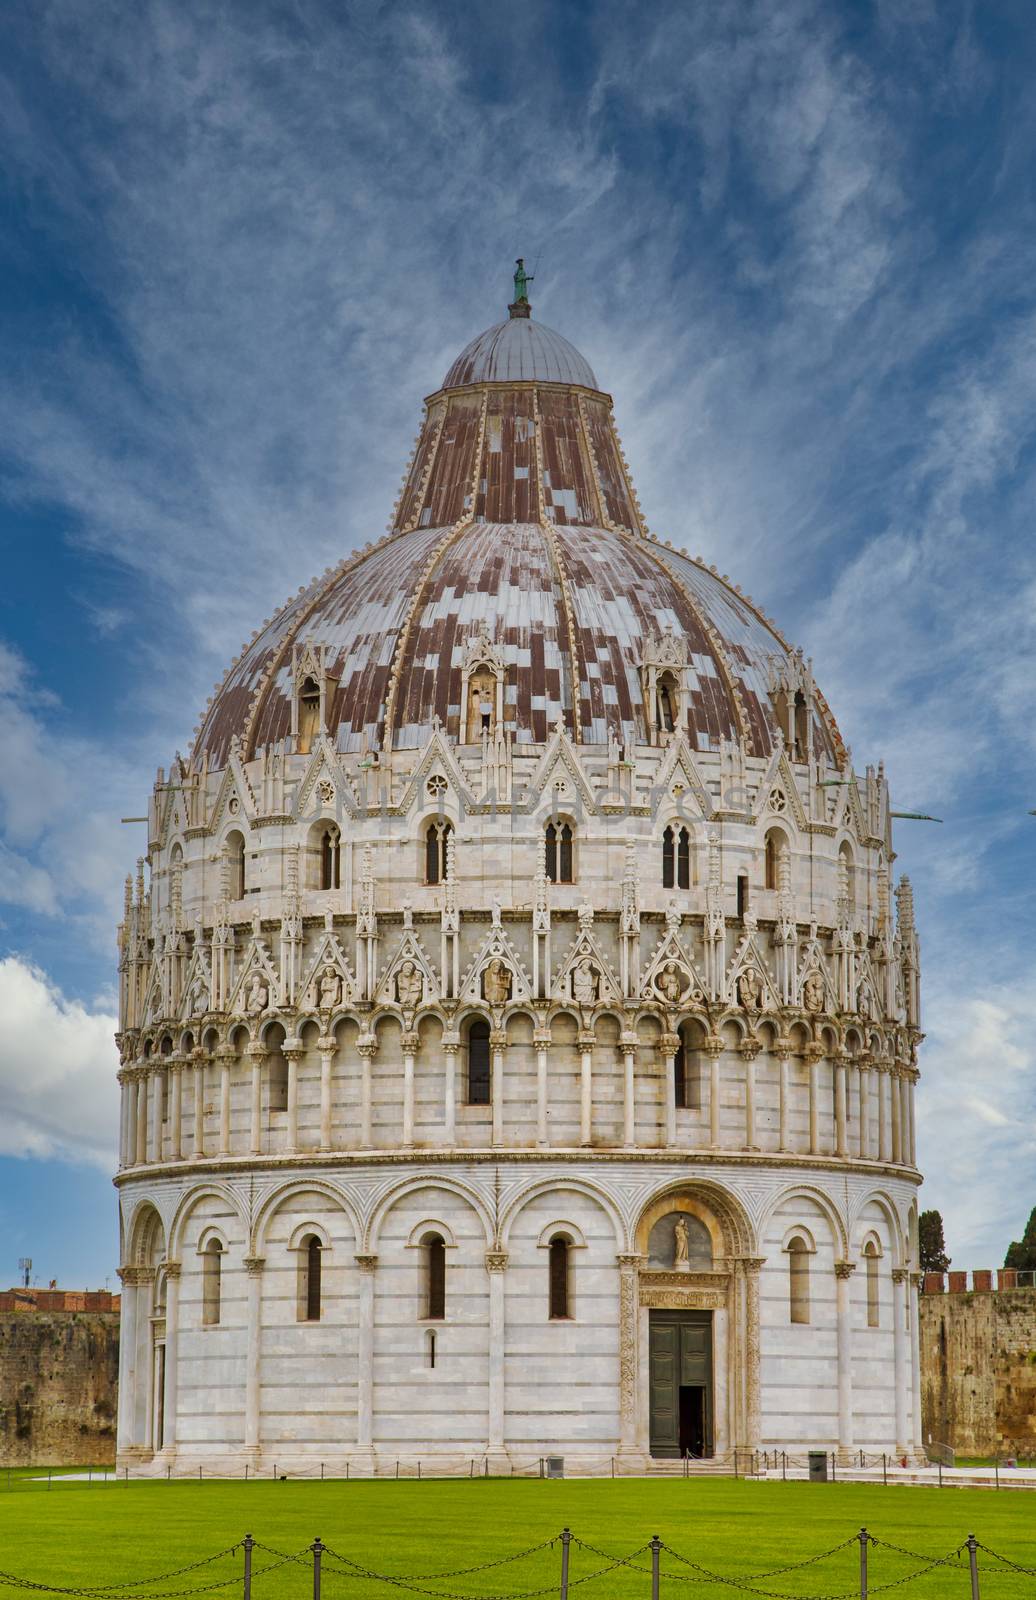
[534,1029,551,1147]
[660,1032,679,1148]
[805,1044,823,1155]
[706,1036,723,1148]
[776,1042,791,1152]
[877,1065,891,1163]
[909,1271,924,1450]
[135,1074,148,1166]
[834,1057,848,1158]
[442,1034,459,1146]
[318,1035,335,1150]
[169,1063,183,1161]
[123,1072,136,1168]
[285,1045,302,1151]
[485,1251,508,1453]
[358,1038,377,1149]
[733,1256,764,1448]
[578,1030,595,1147]
[401,1031,419,1147]
[890,1069,903,1164]
[857,1057,870,1158]
[834,1261,855,1454]
[243,1257,265,1454]
[248,1046,263,1155]
[616,1253,641,1455]
[194,1055,206,1158]
[217,1050,232,1156]
[620,1032,638,1147]
[490,1030,506,1147]
[892,1266,909,1453]
[902,1074,914,1165]
[355,1254,378,1449]
[150,1069,163,1163]
[741,1039,760,1149]
[116,1266,139,1450]
[162,1264,181,1452]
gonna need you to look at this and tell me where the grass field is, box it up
[2,1477,1034,1598]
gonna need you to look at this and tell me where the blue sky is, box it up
[1,0,1034,1287]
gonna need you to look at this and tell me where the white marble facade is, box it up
[115,301,925,1471]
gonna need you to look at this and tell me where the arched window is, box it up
[225,831,245,900]
[467,1017,491,1105]
[788,1236,810,1325]
[202,1240,223,1326]
[674,1022,701,1109]
[793,690,809,761]
[466,669,497,742]
[298,675,320,754]
[266,1024,288,1113]
[663,825,690,889]
[864,1241,880,1327]
[545,821,574,884]
[298,1235,322,1322]
[549,1235,571,1319]
[839,842,855,913]
[424,1234,446,1320]
[320,825,341,890]
[764,829,782,891]
[656,672,677,733]
[425,819,453,885]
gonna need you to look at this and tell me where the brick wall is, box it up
[920,1276,1036,1456]
[0,1311,119,1466]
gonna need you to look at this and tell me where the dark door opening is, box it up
[679,1384,706,1458]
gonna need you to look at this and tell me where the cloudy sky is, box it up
[1,0,1034,1287]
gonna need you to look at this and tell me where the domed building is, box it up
[115,273,924,1473]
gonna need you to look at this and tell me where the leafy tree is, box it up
[1004,1206,1036,1272]
[918,1209,951,1274]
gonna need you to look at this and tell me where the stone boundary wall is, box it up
[920,1277,1036,1456]
[0,1311,119,1466]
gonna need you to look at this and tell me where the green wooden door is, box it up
[649,1310,713,1457]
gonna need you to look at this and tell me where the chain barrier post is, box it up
[311,1537,324,1600]
[857,1528,868,1599]
[966,1534,979,1599]
[781,1450,786,1482]
[242,1533,254,1600]
[994,1459,999,1490]
[882,1453,887,1487]
[559,1526,571,1600]
[651,1534,661,1600]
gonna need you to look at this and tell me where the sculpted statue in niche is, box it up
[483,958,512,1006]
[737,967,763,1011]
[577,899,594,932]
[246,974,269,1015]
[856,982,872,1019]
[647,1211,713,1272]
[318,966,341,1010]
[189,976,210,1017]
[802,970,825,1013]
[571,957,600,1007]
[654,961,688,1006]
[466,672,495,742]
[396,959,424,1012]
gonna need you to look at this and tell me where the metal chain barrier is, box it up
[319,1539,648,1600]
[0,1548,310,1599]
[0,1548,242,1596]
[659,1538,967,1600]
[575,1533,861,1579]
[973,1540,1036,1575]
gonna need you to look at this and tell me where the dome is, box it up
[442,316,598,389]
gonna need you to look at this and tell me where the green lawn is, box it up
[1,1478,1034,1598]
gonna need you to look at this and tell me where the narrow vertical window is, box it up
[467,1018,491,1105]
[545,822,558,882]
[737,874,749,919]
[225,831,245,900]
[865,1242,880,1327]
[662,825,675,888]
[427,1329,436,1368]
[558,823,573,883]
[202,1240,223,1327]
[298,1235,322,1322]
[677,827,690,890]
[298,676,320,754]
[425,1235,446,1320]
[788,1236,810,1325]
[267,1025,288,1113]
[765,830,779,891]
[549,1236,570,1319]
[321,826,341,890]
[674,1033,686,1108]
[425,820,452,885]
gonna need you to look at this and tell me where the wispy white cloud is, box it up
[0,956,118,1170]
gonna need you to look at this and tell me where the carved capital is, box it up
[243,1256,265,1276]
[282,1046,304,1062]
[442,1032,461,1053]
[702,1034,725,1058]
[489,1030,508,1050]
[802,1042,825,1063]
[118,1266,156,1286]
[576,1031,597,1051]
[355,1253,378,1274]
[356,1039,379,1060]
[163,1261,182,1280]
[834,1260,856,1280]
[658,1032,681,1057]
[619,1032,639,1052]
[484,1251,509,1273]
[317,1036,336,1055]
[616,1253,642,1272]
[400,1031,421,1054]
[533,1031,552,1049]
[773,1037,794,1057]
[739,1037,762,1062]
[891,1266,909,1285]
